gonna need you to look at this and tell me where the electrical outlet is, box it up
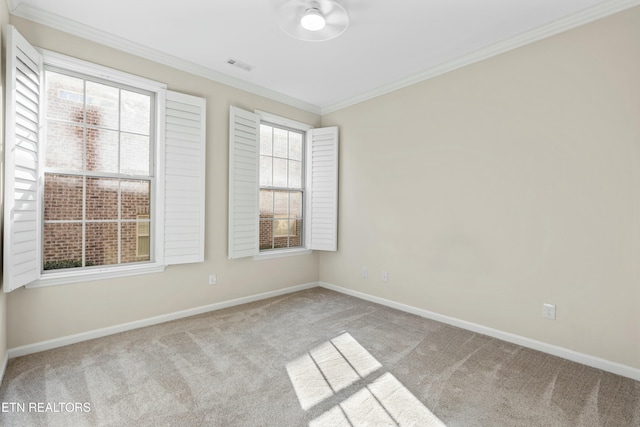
[543,303,556,320]
[209,274,217,285]
[382,271,388,282]
[361,267,368,278]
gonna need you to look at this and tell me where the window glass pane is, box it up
[273,230,290,249]
[260,189,274,218]
[121,90,151,135]
[260,155,273,187]
[86,178,119,220]
[86,81,119,130]
[289,132,302,161]
[86,128,118,173]
[260,219,273,250]
[121,180,150,220]
[121,222,137,263]
[43,223,82,270]
[138,236,151,258]
[121,133,150,175]
[44,122,83,170]
[85,222,118,266]
[260,125,272,155]
[289,160,302,188]
[121,221,150,263]
[273,158,288,187]
[289,219,298,238]
[292,219,302,246]
[44,174,83,221]
[273,128,288,158]
[274,191,289,216]
[273,216,292,238]
[137,216,150,236]
[291,191,303,218]
[45,72,85,123]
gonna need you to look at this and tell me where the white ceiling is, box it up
[8,0,637,114]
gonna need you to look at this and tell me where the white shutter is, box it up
[228,106,260,259]
[163,90,206,265]
[3,26,43,292]
[307,127,339,252]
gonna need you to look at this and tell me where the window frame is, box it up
[41,65,156,273]
[29,49,168,287]
[254,111,313,259]
[258,120,306,252]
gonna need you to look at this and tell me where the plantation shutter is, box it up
[163,90,206,265]
[228,106,260,259]
[306,127,339,252]
[3,26,43,292]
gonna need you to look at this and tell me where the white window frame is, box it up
[33,50,167,287]
[3,26,207,291]
[257,111,310,256]
[42,63,157,271]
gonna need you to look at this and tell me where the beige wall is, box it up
[320,7,640,369]
[6,16,320,348]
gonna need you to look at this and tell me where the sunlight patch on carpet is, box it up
[286,333,447,426]
[286,333,381,410]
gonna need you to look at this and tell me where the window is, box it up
[228,106,339,259]
[42,69,154,270]
[259,123,304,251]
[3,26,206,291]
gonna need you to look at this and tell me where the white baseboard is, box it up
[8,282,318,359]
[319,282,640,382]
[7,280,639,382]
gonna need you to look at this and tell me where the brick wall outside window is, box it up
[259,215,302,250]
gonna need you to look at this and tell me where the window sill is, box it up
[253,248,313,260]
[26,263,166,289]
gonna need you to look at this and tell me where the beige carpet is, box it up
[0,287,638,426]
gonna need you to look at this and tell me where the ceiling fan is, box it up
[277,0,350,42]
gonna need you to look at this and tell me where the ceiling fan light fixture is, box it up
[278,0,349,42]
[300,7,326,31]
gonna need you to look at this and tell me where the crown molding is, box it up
[321,0,640,115]
[7,0,22,12]
[9,2,322,115]
[9,0,639,117]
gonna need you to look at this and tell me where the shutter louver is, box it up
[228,106,260,259]
[307,127,339,252]
[163,91,206,265]
[3,26,43,292]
